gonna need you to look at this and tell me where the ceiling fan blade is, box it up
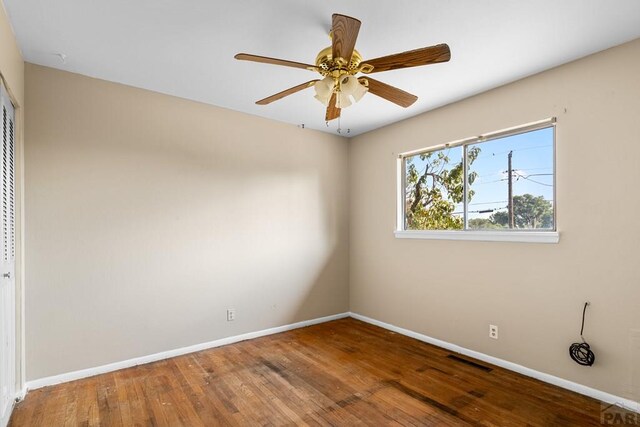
[325,93,341,121]
[362,77,418,108]
[331,14,361,63]
[256,80,319,105]
[362,44,451,74]
[235,53,317,71]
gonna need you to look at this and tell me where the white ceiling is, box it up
[5,1,640,136]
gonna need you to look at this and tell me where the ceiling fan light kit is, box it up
[235,13,451,122]
[313,76,335,105]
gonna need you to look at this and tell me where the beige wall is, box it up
[0,1,22,104]
[349,38,640,399]
[24,64,349,380]
[0,0,24,392]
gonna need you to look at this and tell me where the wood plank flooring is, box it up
[9,318,635,426]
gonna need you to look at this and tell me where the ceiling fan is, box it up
[235,13,451,122]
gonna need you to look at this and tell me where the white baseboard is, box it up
[1,406,11,427]
[350,312,640,414]
[22,311,640,415]
[0,388,24,427]
[1,410,10,427]
[26,312,350,391]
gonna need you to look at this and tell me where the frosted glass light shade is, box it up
[336,92,352,108]
[352,80,368,102]
[340,75,368,103]
[313,76,334,106]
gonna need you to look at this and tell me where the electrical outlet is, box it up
[489,324,498,339]
[227,309,236,322]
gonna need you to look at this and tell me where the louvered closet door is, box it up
[0,82,15,423]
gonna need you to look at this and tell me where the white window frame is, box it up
[395,118,559,243]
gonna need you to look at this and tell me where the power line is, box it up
[476,172,553,185]
[513,171,553,187]
[475,178,506,185]
[520,175,553,186]
[453,207,507,215]
[444,196,554,215]
[516,167,553,172]
[469,200,507,206]
[474,144,553,159]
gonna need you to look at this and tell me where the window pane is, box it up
[466,127,554,230]
[404,146,465,230]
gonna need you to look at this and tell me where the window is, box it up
[397,119,557,243]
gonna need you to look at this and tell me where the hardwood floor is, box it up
[9,318,633,426]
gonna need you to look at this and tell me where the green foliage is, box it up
[489,211,509,227]
[405,146,553,231]
[489,194,553,229]
[512,194,553,228]
[467,218,505,230]
[405,147,480,230]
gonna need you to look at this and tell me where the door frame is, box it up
[0,73,23,427]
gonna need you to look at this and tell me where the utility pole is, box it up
[507,150,514,229]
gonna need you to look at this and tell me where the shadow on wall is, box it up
[25,64,350,379]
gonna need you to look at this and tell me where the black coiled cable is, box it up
[569,302,595,366]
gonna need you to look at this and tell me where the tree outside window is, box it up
[403,126,555,231]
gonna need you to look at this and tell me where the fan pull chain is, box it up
[334,115,350,135]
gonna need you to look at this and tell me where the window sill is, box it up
[394,230,559,244]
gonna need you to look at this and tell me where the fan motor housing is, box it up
[315,46,364,77]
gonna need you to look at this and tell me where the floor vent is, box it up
[446,354,493,372]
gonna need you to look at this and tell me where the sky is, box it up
[406,126,554,226]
